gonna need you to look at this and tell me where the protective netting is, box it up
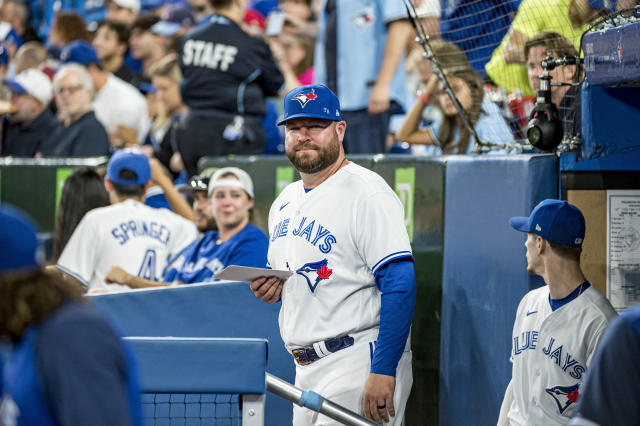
[408,0,608,144]
[142,393,241,426]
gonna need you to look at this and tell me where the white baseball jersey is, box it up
[507,285,617,426]
[267,162,413,349]
[57,199,197,291]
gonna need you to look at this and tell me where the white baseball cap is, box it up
[111,0,140,13]
[208,167,254,199]
[4,69,53,106]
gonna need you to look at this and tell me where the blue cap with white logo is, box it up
[509,199,586,247]
[0,204,40,273]
[277,84,342,125]
[107,149,151,186]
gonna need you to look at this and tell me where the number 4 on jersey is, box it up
[138,249,157,280]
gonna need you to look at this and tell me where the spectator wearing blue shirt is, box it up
[440,0,520,77]
[106,167,268,286]
[314,0,412,154]
[0,44,9,81]
[0,204,142,426]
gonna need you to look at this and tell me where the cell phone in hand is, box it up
[265,9,285,37]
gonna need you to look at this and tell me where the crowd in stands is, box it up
[0,0,619,162]
[0,0,627,289]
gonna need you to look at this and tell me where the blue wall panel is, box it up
[581,82,640,161]
[439,154,557,426]
[91,282,294,426]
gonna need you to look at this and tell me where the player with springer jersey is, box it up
[56,150,197,292]
[177,0,284,177]
[0,204,142,426]
[498,199,617,426]
[251,84,416,425]
[104,166,268,286]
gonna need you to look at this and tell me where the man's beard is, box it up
[198,217,218,233]
[286,133,340,174]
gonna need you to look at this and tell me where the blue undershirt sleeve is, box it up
[371,257,416,376]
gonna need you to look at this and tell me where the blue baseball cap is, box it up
[107,150,151,186]
[277,84,342,125]
[151,5,196,36]
[509,199,586,247]
[60,40,100,66]
[137,82,156,95]
[0,204,41,273]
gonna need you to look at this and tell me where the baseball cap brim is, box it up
[177,183,206,196]
[509,216,531,233]
[4,79,28,94]
[277,113,341,126]
[151,21,181,36]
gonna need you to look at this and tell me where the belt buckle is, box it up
[292,348,311,366]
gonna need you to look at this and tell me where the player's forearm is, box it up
[375,20,412,87]
[124,275,169,289]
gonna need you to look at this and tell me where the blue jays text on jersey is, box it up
[542,337,585,380]
[271,216,336,254]
[513,330,585,380]
[111,220,170,246]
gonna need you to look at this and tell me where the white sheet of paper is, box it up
[213,265,293,282]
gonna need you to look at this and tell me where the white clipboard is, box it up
[213,265,293,282]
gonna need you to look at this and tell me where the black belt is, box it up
[291,336,355,366]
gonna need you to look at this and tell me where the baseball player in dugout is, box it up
[54,149,197,292]
[251,84,416,425]
[498,199,617,426]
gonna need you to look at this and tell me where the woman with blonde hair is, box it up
[147,53,187,176]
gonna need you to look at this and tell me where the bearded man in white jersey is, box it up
[250,84,416,425]
[498,199,616,426]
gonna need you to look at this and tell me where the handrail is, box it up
[266,373,378,426]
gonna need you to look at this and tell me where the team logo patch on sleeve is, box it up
[292,90,317,108]
[545,384,580,414]
[296,259,332,293]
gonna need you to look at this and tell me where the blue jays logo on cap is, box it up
[292,89,318,108]
[277,84,342,125]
